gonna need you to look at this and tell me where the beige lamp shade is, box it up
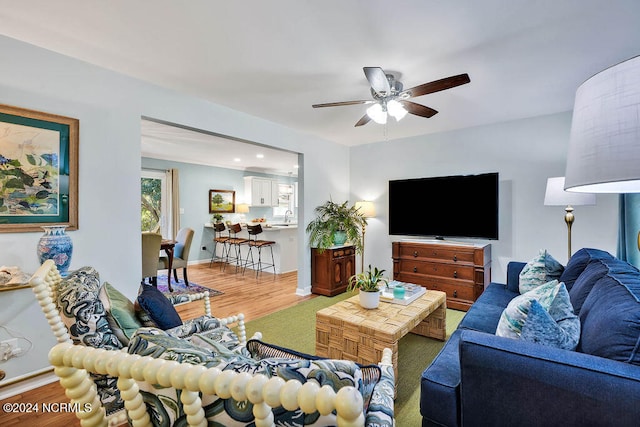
[544,177,596,206]
[236,203,250,213]
[565,56,640,193]
[355,201,376,218]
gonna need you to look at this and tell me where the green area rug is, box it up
[245,293,464,426]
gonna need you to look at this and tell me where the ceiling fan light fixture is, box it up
[387,99,407,121]
[366,103,387,124]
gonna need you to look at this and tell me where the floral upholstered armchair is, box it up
[31,260,395,426]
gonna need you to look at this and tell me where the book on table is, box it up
[380,281,426,305]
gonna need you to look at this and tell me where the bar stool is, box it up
[243,224,276,277]
[209,222,230,269]
[224,223,249,272]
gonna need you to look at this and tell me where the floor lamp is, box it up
[544,177,595,260]
[355,201,376,273]
[564,56,640,247]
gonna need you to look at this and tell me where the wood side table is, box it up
[315,290,447,384]
[311,246,355,296]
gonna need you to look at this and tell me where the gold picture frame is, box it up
[0,104,78,232]
[209,189,235,213]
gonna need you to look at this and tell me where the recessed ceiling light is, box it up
[233,158,241,162]
[293,164,299,169]
[256,154,264,159]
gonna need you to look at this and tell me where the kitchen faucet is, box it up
[284,210,293,223]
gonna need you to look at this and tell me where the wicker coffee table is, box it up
[315,290,447,383]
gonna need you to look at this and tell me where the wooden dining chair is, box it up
[159,227,194,286]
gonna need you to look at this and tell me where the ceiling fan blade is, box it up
[312,100,372,108]
[363,67,391,96]
[402,73,470,98]
[355,114,372,127]
[400,100,438,118]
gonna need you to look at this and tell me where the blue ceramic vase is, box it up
[37,225,73,276]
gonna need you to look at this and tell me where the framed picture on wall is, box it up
[209,189,235,213]
[0,104,79,233]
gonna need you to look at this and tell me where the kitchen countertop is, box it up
[204,223,297,230]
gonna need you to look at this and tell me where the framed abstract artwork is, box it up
[0,104,79,232]
[209,189,235,213]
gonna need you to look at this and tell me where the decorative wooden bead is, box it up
[214,370,237,398]
[253,401,275,427]
[263,376,285,407]
[280,379,302,411]
[335,386,364,421]
[231,371,253,402]
[170,362,193,389]
[130,357,148,381]
[143,358,167,383]
[316,385,337,416]
[198,367,221,394]
[93,349,111,375]
[157,361,179,387]
[105,351,128,377]
[184,365,208,391]
[298,381,320,414]
[48,342,72,365]
[246,374,269,403]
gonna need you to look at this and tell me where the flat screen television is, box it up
[389,172,499,239]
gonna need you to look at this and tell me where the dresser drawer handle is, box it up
[453,270,458,278]
[453,255,457,262]
[453,290,458,298]
[413,266,417,273]
[413,251,418,257]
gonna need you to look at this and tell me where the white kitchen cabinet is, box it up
[244,176,278,206]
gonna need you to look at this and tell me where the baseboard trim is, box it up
[0,368,57,400]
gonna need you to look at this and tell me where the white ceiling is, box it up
[1,1,640,169]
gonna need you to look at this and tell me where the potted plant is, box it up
[347,265,389,309]
[305,199,367,252]
[211,213,223,223]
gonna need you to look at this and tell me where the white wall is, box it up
[0,35,349,384]
[350,112,619,283]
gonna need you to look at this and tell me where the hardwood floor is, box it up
[0,262,313,426]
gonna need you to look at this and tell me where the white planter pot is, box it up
[359,290,380,309]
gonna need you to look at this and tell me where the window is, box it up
[141,169,171,236]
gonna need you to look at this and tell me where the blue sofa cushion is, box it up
[458,284,518,333]
[559,248,613,291]
[506,262,527,293]
[569,259,611,315]
[420,329,462,427]
[578,271,640,365]
[519,250,564,294]
[520,283,580,350]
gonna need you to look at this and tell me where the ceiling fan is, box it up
[312,67,470,127]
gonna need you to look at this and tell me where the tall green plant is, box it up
[306,199,367,252]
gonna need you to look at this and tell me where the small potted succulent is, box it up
[347,265,389,309]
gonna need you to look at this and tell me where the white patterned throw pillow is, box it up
[519,249,564,294]
[496,279,561,339]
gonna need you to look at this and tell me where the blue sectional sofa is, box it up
[420,248,640,427]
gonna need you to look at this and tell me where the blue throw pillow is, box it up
[521,283,580,350]
[137,285,183,330]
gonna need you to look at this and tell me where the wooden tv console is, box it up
[392,240,491,311]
